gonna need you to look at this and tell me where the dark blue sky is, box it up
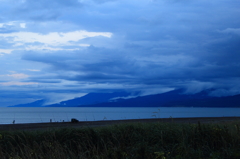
[0,0,240,106]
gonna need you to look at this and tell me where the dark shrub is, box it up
[71,118,79,123]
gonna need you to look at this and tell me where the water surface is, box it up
[0,107,239,124]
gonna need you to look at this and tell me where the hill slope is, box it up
[45,92,132,107]
[9,89,240,107]
[77,89,240,107]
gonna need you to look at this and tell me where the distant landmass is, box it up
[8,99,46,107]
[9,92,132,107]
[45,92,132,107]
[84,90,240,108]
[8,89,240,107]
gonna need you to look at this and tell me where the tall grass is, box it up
[0,121,240,159]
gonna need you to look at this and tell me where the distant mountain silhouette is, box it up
[78,89,213,107]
[76,89,240,107]
[8,89,240,107]
[45,92,132,107]
[164,94,240,108]
[9,99,46,107]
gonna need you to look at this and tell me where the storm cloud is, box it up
[0,0,240,106]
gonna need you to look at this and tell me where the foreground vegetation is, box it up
[0,121,240,159]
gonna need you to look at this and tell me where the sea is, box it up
[0,107,240,124]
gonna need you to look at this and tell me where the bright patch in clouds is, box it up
[24,45,88,51]
[20,23,26,28]
[26,69,40,72]
[0,49,12,54]
[0,81,38,86]
[0,21,26,29]
[0,30,112,47]
[7,73,29,79]
[0,73,29,79]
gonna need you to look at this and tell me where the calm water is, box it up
[0,107,240,124]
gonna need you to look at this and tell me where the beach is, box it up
[0,116,239,131]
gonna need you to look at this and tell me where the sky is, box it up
[0,0,240,106]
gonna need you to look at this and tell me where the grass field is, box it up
[0,120,239,159]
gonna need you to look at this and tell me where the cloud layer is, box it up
[0,0,240,106]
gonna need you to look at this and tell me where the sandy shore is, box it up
[0,117,239,131]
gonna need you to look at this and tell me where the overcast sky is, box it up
[0,0,240,106]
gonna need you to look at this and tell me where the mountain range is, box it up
[9,89,240,107]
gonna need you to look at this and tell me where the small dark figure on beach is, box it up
[12,120,15,124]
[71,118,79,123]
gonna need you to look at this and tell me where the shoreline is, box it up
[0,116,240,131]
